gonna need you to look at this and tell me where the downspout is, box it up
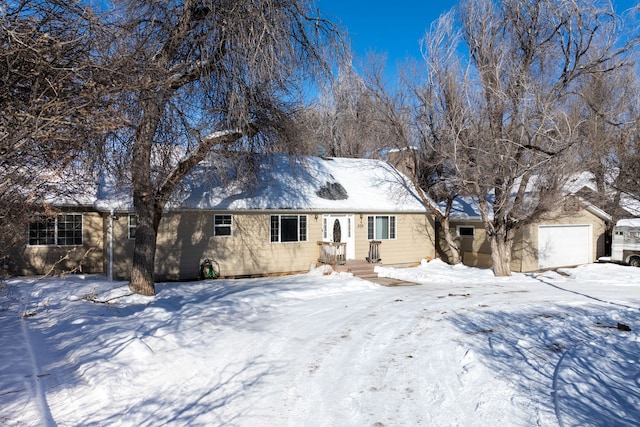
[109,209,114,281]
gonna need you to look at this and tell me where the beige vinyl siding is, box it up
[108,211,436,280]
[354,213,435,265]
[14,210,104,276]
[150,211,323,280]
[436,220,491,268]
[108,213,135,280]
[516,208,607,272]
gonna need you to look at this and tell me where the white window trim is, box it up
[270,214,308,243]
[128,214,136,240]
[213,214,233,237]
[457,225,475,238]
[367,215,397,240]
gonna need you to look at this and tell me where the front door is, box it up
[323,214,355,260]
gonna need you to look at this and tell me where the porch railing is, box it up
[366,240,382,263]
[317,241,346,265]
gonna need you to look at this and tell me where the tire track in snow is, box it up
[266,284,521,426]
[551,340,576,427]
[278,289,438,426]
[18,296,56,427]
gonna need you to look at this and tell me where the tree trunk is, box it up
[440,216,461,265]
[129,198,159,296]
[489,229,513,276]
[414,189,462,265]
[128,93,163,296]
[126,115,247,295]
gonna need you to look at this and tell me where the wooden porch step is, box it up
[333,260,381,279]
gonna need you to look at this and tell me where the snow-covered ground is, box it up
[3,260,640,426]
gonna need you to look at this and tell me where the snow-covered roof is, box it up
[16,166,100,208]
[619,196,640,217]
[173,155,427,212]
[616,218,640,228]
[441,171,640,222]
[445,193,612,223]
[97,155,429,213]
[565,171,640,217]
[447,196,483,221]
[564,171,599,194]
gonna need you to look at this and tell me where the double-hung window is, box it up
[270,215,307,242]
[367,215,396,240]
[128,214,137,239]
[29,214,83,246]
[214,214,233,237]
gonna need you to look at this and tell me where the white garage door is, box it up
[538,224,591,269]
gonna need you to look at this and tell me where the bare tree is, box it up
[418,0,638,276]
[96,0,341,295]
[300,58,398,159]
[409,11,478,265]
[345,50,467,264]
[0,1,113,273]
[612,93,640,205]
[579,49,640,211]
[617,138,640,202]
[571,63,639,220]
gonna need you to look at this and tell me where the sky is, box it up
[315,0,639,81]
[316,0,458,77]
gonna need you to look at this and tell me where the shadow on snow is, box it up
[448,277,640,427]
[0,275,329,426]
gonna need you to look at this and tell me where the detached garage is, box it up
[441,196,610,273]
[538,224,592,269]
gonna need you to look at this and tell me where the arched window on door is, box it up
[333,219,342,242]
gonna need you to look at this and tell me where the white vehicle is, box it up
[611,218,640,267]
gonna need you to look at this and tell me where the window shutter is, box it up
[270,215,279,242]
[390,216,396,239]
[299,215,307,241]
